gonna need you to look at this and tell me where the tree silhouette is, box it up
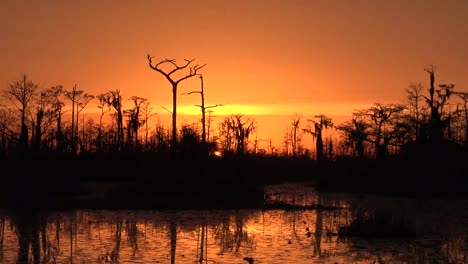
[290,114,302,157]
[365,104,406,159]
[423,66,454,143]
[222,114,257,156]
[454,91,468,144]
[406,82,424,142]
[103,90,124,151]
[31,88,61,151]
[304,115,333,161]
[65,85,94,154]
[183,74,222,154]
[337,113,368,158]
[96,93,111,151]
[49,85,65,151]
[5,74,38,151]
[141,101,156,150]
[126,96,147,150]
[147,54,205,154]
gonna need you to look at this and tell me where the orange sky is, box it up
[1,0,468,149]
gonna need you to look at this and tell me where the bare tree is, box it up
[147,54,205,154]
[406,82,424,142]
[31,88,62,150]
[65,85,93,154]
[103,90,124,151]
[96,93,111,150]
[182,74,222,154]
[0,105,16,153]
[49,85,65,151]
[141,101,156,150]
[5,74,38,150]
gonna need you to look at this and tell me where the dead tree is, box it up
[141,101,156,150]
[423,66,454,143]
[147,54,205,154]
[49,85,65,151]
[406,82,424,142]
[182,74,222,153]
[65,85,93,154]
[5,74,38,151]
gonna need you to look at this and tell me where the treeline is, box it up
[0,76,157,155]
[281,66,468,161]
[0,73,259,157]
[1,66,467,160]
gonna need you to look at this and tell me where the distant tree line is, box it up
[280,66,468,160]
[1,65,467,160]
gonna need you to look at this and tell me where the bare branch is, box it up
[176,63,206,84]
[168,59,194,76]
[205,104,223,109]
[160,105,172,114]
[181,90,202,96]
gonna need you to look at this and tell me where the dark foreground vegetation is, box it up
[1,62,468,208]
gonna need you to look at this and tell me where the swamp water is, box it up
[0,184,467,264]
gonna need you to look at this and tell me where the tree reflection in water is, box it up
[196,223,208,263]
[125,219,139,259]
[0,215,5,263]
[169,220,176,264]
[213,211,255,255]
[313,195,323,257]
[9,211,45,264]
[0,193,467,264]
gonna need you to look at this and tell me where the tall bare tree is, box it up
[49,85,65,151]
[406,82,424,142]
[141,101,156,150]
[5,74,38,150]
[96,93,111,150]
[65,85,93,154]
[147,55,205,153]
[183,74,222,154]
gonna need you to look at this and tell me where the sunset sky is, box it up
[1,0,468,148]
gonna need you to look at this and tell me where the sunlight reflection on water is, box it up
[1,184,467,264]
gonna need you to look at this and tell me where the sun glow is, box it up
[176,103,372,116]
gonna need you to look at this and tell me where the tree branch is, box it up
[160,105,172,114]
[181,90,202,96]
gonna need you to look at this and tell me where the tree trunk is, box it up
[172,84,178,155]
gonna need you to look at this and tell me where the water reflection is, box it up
[0,187,467,264]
